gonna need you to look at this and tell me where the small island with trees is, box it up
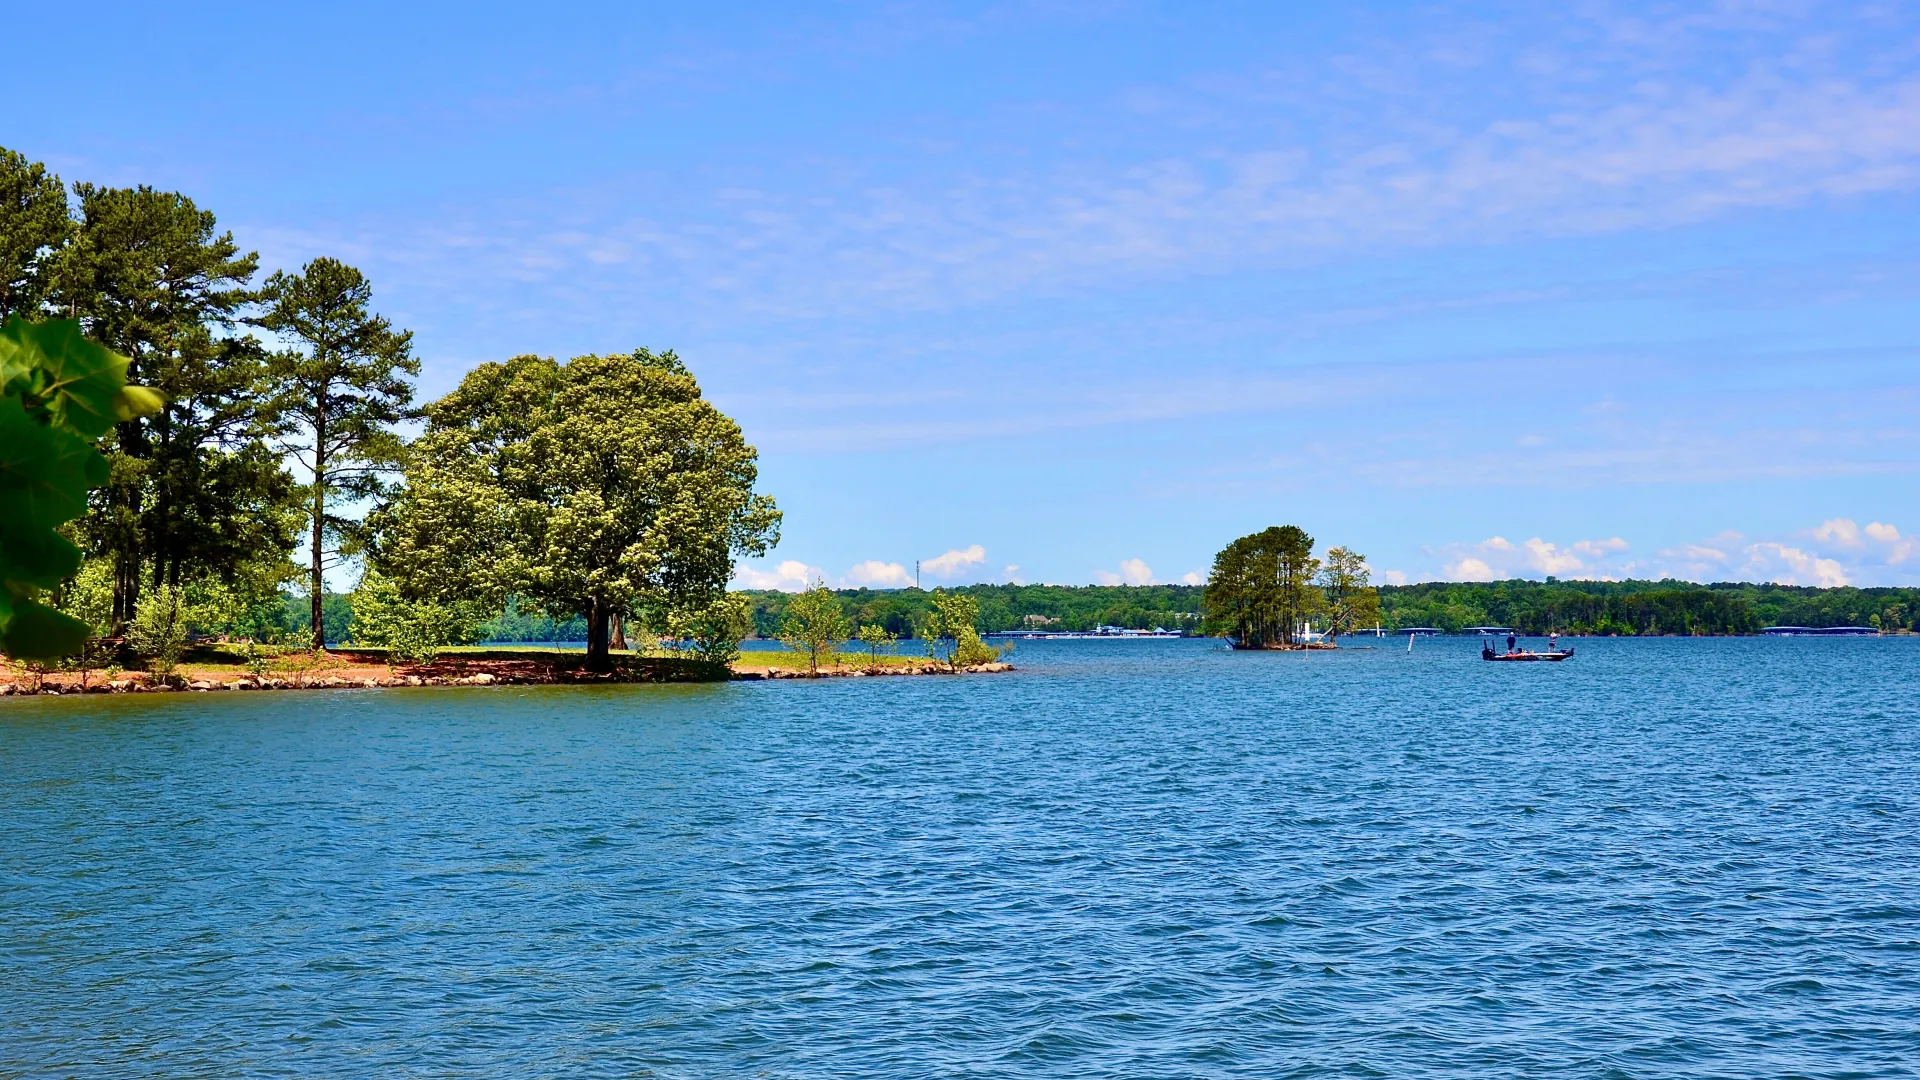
[1199,525,1381,648]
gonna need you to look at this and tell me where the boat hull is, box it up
[1482,648,1574,662]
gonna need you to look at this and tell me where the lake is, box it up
[4,637,1917,1078]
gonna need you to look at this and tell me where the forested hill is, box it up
[1382,580,1915,635]
[739,579,1918,638]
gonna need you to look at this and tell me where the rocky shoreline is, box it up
[736,661,1014,680]
[1,658,1016,696]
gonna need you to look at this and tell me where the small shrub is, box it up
[857,623,898,670]
[128,585,190,679]
[677,593,752,666]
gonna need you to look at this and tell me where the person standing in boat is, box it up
[1549,632,1558,654]
[1507,632,1517,654]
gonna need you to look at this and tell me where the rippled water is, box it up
[4,637,1918,1078]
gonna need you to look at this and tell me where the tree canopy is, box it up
[374,349,780,667]
[1202,525,1323,648]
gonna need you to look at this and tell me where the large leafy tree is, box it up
[1202,525,1322,648]
[53,183,295,628]
[375,349,781,668]
[0,147,71,323]
[1318,545,1381,641]
[253,257,417,651]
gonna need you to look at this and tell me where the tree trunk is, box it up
[586,598,611,671]
[310,412,327,653]
[609,612,627,651]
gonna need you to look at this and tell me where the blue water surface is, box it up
[3,637,1918,1078]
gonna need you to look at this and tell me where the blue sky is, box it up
[10,1,1918,587]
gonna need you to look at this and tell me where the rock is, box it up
[189,680,215,691]
[468,672,495,685]
[405,675,423,687]
[318,676,345,689]
[361,678,380,689]
[86,683,111,693]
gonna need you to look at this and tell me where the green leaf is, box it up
[0,316,154,439]
[0,395,102,590]
[114,384,167,422]
[0,592,91,660]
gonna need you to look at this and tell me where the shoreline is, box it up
[1,648,1015,697]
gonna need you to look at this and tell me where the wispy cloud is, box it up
[250,7,1920,337]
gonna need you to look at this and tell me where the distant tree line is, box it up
[731,576,1917,645]
[738,583,1206,639]
[1383,579,1919,635]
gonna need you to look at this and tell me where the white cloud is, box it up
[1180,570,1206,586]
[1813,518,1864,548]
[1447,557,1498,582]
[1002,564,1025,585]
[1522,537,1586,575]
[1094,558,1157,586]
[1379,569,1409,586]
[1661,544,1728,562]
[921,544,988,580]
[732,559,820,592]
[1572,537,1630,557]
[1419,520,1920,585]
[842,560,914,588]
[1740,543,1850,588]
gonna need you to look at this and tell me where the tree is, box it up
[0,147,72,322]
[779,580,849,676]
[1318,546,1381,642]
[924,588,999,671]
[253,258,417,652]
[0,318,161,659]
[1202,525,1322,648]
[375,349,780,669]
[53,183,294,630]
[857,622,897,669]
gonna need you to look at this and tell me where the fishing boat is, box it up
[1480,635,1574,662]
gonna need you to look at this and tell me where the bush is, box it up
[128,584,190,678]
[349,571,487,666]
[674,593,752,666]
[925,589,1002,671]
